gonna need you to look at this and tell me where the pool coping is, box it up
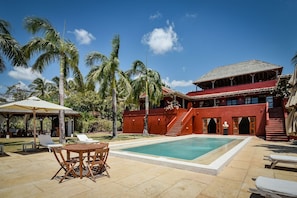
[109,134,252,175]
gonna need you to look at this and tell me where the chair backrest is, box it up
[52,147,67,166]
[93,147,109,164]
[76,134,89,141]
[38,134,54,145]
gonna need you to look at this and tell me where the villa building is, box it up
[123,60,290,141]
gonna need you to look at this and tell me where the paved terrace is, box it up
[0,136,297,198]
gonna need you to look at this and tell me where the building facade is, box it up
[123,60,289,140]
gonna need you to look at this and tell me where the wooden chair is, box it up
[51,147,79,183]
[86,147,110,182]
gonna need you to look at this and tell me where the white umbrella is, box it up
[0,96,72,147]
[285,65,297,137]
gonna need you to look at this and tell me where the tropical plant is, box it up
[86,35,131,137]
[29,77,53,99]
[22,17,79,143]
[126,60,163,135]
[0,19,27,73]
[5,82,31,101]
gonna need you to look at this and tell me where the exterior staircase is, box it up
[265,107,288,141]
[166,112,187,136]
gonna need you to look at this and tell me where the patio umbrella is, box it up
[285,65,297,136]
[0,96,72,147]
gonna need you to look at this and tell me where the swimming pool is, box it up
[121,137,236,160]
[110,135,251,175]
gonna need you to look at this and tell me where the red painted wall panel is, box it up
[123,103,267,136]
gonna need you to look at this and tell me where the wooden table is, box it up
[64,143,107,179]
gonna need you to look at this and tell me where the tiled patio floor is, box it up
[0,136,297,198]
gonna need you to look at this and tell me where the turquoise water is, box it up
[121,137,235,160]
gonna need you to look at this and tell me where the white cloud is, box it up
[142,21,183,54]
[162,77,193,88]
[70,29,96,45]
[185,13,197,18]
[8,67,42,81]
[150,11,162,20]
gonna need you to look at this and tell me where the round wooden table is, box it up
[64,143,108,179]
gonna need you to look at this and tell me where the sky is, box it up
[1,0,297,95]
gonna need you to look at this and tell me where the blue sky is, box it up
[1,0,297,95]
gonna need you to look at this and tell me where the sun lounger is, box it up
[249,176,297,198]
[38,134,63,152]
[76,134,99,144]
[264,154,297,168]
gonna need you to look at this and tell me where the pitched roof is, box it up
[194,60,283,84]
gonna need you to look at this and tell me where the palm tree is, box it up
[126,60,163,135]
[23,17,79,143]
[5,82,31,101]
[0,19,27,72]
[29,77,53,99]
[86,35,131,137]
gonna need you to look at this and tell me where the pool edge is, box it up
[109,135,252,175]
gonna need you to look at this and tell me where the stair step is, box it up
[166,112,187,136]
[266,109,287,141]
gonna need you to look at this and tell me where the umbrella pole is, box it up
[33,110,37,149]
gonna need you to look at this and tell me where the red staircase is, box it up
[265,107,288,141]
[166,112,187,136]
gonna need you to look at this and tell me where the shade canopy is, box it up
[285,65,297,136]
[0,96,71,112]
[0,96,72,147]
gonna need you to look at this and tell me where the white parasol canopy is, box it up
[285,65,297,137]
[0,96,72,147]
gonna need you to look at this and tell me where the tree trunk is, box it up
[112,87,117,137]
[143,83,149,136]
[59,60,66,143]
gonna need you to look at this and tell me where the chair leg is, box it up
[104,165,110,178]
[86,164,96,182]
[51,167,64,180]
[270,161,277,168]
[59,166,77,183]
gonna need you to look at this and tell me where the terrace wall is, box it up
[123,103,267,136]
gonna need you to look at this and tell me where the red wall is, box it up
[123,108,176,135]
[123,103,267,136]
[192,103,266,136]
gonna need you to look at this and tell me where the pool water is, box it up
[121,137,235,160]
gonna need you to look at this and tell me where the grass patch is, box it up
[0,132,160,153]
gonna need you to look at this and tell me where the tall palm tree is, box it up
[0,19,27,72]
[22,17,79,143]
[86,35,130,137]
[29,77,52,99]
[126,60,163,135]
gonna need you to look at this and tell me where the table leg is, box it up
[67,151,70,160]
[79,152,83,179]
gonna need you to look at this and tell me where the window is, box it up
[266,96,273,108]
[245,97,251,104]
[227,98,237,106]
[251,97,258,104]
[245,97,259,104]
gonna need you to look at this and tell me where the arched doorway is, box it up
[239,117,250,134]
[208,118,216,133]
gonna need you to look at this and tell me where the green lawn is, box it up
[0,132,159,153]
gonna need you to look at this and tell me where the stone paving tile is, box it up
[218,166,248,182]
[200,177,243,198]
[158,178,207,198]
[1,137,297,198]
